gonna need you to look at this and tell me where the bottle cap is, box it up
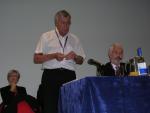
[137,48,142,56]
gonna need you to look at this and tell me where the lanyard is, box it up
[55,30,68,54]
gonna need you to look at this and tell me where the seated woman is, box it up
[0,69,40,113]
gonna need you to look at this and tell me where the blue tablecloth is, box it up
[58,76,150,113]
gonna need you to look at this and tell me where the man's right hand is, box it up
[34,53,65,64]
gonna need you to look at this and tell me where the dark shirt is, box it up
[0,85,27,113]
[102,62,129,76]
[0,85,27,105]
[0,85,41,113]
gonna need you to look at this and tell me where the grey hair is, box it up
[108,43,123,57]
[54,10,71,26]
[7,69,20,80]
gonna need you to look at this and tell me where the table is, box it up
[58,76,150,113]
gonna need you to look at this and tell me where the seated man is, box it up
[102,43,129,76]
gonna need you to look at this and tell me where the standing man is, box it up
[33,10,85,113]
[102,43,129,76]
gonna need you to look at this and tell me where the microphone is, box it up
[87,59,101,67]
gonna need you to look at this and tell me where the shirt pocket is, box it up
[64,44,74,54]
[45,40,61,54]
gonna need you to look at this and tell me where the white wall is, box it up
[0,0,150,102]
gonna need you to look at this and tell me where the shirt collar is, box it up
[111,63,120,71]
[55,27,69,39]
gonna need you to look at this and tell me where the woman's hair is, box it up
[7,69,20,80]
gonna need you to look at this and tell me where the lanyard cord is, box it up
[55,30,68,54]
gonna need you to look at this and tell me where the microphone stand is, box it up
[96,66,101,76]
[87,59,103,76]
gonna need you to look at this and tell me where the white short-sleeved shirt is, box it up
[35,29,86,71]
